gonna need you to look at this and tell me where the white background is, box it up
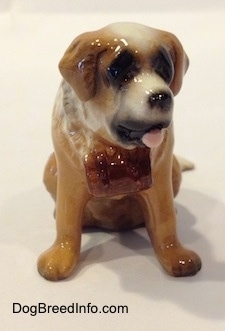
[1,1,225,330]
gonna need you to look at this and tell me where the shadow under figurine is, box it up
[38,22,201,281]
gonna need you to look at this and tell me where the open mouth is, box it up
[116,122,169,148]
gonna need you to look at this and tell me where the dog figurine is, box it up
[38,22,201,281]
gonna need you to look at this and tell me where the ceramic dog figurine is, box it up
[38,22,201,281]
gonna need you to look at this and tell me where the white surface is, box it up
[1,1,225,330]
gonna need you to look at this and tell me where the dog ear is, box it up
[58,32,108,101]
[163,33,189,96]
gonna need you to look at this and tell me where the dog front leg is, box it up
[140,171,201,277]
[38,162,89,281]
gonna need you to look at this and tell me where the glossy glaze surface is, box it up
[84,145,152,197]
[38,22,201,281]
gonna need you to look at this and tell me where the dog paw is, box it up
[166,248,202,277]
[37,243,78,281]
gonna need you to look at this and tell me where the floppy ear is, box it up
[58,31,108,101]
[163,32,189,96]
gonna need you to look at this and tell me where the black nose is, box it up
[148,91,172,109]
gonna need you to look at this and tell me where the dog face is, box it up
[59,22,188,149]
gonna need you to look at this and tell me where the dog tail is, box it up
[176,155,195,172]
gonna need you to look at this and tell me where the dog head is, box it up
[59,22,189,149]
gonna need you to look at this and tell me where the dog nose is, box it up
[148,91,172,109]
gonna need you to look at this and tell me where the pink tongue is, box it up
[141,129,164,148]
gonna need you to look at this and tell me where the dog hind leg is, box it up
[43,153,57,201]
[172,155,182,197]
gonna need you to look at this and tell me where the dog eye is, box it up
[107,51,137,86]
[152,48,174,84]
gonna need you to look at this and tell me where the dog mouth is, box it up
[115,121,170,148]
